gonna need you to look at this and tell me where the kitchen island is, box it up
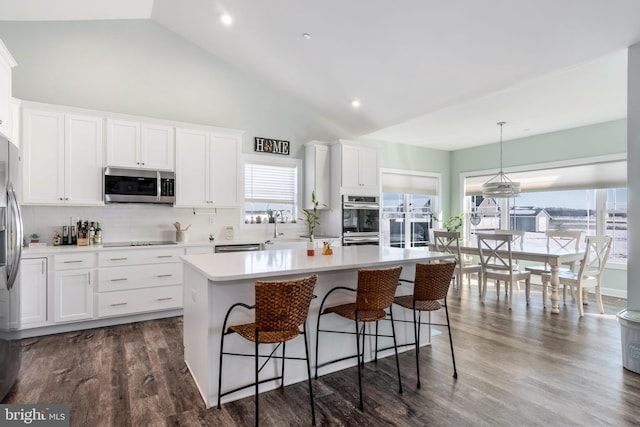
[181,245,454,408]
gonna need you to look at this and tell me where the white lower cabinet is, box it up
[96,248,183,319]
[19,258,48,328]
[53,268,93,323]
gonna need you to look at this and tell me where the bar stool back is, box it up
[217,274,317,426]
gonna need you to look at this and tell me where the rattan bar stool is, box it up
[393,261,458,388]
[314,265,403,411]
[217,274,317,427]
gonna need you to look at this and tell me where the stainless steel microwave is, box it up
[104,167,175,204]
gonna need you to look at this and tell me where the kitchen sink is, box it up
[102,241,178,247]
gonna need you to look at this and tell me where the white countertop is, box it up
[21,240,219,257]
[181,245,454,281]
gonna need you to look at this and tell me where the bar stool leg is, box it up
[302,323,316,425]
[389,306,403,394]
[355,316,364,411]
[255,329,259,427]
[314,313,322,379]
[413,301,421,389]
[444,299,458,379]
[217,331,226,409]
[281,342,286,389]
[374,321,379,362]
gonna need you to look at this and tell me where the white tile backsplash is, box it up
[21,204,307,245]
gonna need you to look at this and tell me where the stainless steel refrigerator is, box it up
[0,134,23,402]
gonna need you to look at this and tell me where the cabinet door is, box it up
[341,144,361,189]
[22,109,65,204]
[106,118,140,168]
[19,258,48,327]
[358,146,379,189]
[210,133,240,207]
[140,124,174,170]
[54,269,93,323]
[65,114,104,205]
[0,60,10,138]
[305,143,330,208]
[175,128,211,207]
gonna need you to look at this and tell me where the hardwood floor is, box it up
[4,282,640,426]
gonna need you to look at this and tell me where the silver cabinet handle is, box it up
[64,260,83,263]
[157,297,172,301]
[110,278,128,282]
[157,255,173,258]
[110,302,128,307]
[157,274,173,278]
[110,257,128,261]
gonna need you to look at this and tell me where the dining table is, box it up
[430,242,585,314]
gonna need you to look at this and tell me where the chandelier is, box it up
[482,121,521,198]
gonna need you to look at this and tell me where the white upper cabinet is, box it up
[331,140,379,197]
[175,127,242,208]
[304,141,330,208]
[106,118,174,171]
[0,38,17,140]
[22,108,104,205]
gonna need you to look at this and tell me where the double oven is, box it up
[342,195,380,246]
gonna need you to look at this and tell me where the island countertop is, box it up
[181,245,453,282]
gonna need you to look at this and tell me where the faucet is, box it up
[273,211,284,238]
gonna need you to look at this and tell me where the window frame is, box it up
[460,154,627,267]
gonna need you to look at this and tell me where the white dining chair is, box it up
[542,235,612,317]
[491,229,526,292]
[525,230,582,307]
[477,233,531,310]
[433,231,483,296]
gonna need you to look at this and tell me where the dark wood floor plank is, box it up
[4,281,640,426]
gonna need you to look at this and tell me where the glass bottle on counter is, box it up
[89,221,96,243]
[94,222,102,244]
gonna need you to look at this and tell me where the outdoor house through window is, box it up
[244,156,300,225]
[464,158,627,264]
[381,170,440,248]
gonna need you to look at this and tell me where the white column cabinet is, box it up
[0,38,16,139]
[175,127,242,207]
[19,258,48,328]
[304,141,330,208]
[22,108,104,205]
[106,118,174,171]
[53,253,94,323]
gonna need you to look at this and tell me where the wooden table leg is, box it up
[550,265,560,314]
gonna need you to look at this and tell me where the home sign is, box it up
[254,137,290,156]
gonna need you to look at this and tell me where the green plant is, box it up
[444,214,463,232]
[29,233,40,239]
[300,191,324,241]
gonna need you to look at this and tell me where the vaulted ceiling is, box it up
[1,0,639,150]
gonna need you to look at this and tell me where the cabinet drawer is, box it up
[97,285,182,318]
[54,253,95,270]
[98,248,183,267]
[98,263,182,292]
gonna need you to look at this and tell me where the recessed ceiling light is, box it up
[351,99,361,108]
[220,14,233,26]
[302,33,311,40]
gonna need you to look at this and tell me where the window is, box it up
[243,156,300,225]
[464,159,627,264]
[380,170,439,248]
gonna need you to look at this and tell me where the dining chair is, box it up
[393,261,458,387]
[433,230,482,295]
[525,230,582,307]
[315,265,403,411]
[492,229,526,292]
[217,274,317,426]
[542,236,612,317]
[477,233,531,310]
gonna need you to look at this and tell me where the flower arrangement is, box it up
[444,214,463,232]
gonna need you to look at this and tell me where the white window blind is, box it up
[382,171,439,195]
[245,163,297,204]
[465,160,627,196]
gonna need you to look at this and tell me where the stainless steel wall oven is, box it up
[342,195,380,246]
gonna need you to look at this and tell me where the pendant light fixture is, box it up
[482,121,521,198]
